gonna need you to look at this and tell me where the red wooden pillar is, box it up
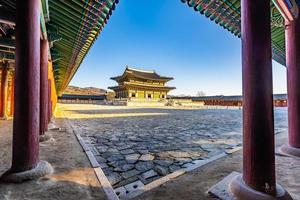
[242,0,276,193]
[48,79,52,122]
[0,64,8,119]
[280,15,300,157]
[0,68,2,115]
[40,39,49,135]
[10,71,14,116]
[11,0,41,173]
[229,0,292,199]
[0,0,52,182]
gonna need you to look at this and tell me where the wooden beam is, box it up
[272,0,299,22]
[0,8,16,26]
[0,38,15,49]
[0,52,15,61]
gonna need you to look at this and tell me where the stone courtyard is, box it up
[61,104,288,197]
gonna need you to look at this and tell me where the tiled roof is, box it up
[0,0,119,94]
[111,66,174,81]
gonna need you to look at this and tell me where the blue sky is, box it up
[70,0,287,96]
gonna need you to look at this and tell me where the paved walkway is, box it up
[133,133,300,200]
[0,116,107,200]
[61,104,292,198]
[1,104,298,200]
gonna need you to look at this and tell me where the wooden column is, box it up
[242,0,276,194]
[40,39,48,135]
[48,79,52,122]
[1,0,53,182]
[0,64,8,119]
[11,0,41,172]
[287,17,300,148]
[0,67,2,115]
[281,15,300,157]
[230,0,292,199]
[10,71,14,116]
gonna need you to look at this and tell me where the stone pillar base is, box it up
[278,144,300,158]
[230,175,293,200]
[39,133,53,142]
[0,160,53,183]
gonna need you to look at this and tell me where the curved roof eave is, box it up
[48,0,120,94]
[181,0,286,66]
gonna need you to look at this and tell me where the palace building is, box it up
[109,67,175,99]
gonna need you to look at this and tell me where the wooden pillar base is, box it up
[230,175,292,200]
[0,160,53,183]
[278,144,300,158]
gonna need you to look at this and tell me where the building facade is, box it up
[191,94,287,107]
[109,67,175,99]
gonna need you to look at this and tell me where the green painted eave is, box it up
[48,0,119,93]
[181,0,286,66]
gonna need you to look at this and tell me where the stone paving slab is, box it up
[207,171,239,200]
[62,105,288,199]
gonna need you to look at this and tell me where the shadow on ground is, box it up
[132,134,300,200]
[0,119,107,200]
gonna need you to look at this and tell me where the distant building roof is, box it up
[111,66,174,82]
[192,95,242,101]
[59,94,106,100]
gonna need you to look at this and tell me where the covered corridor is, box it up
[0,0,300,199]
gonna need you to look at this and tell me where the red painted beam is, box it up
[273,0,298,22]
[0,8,16,25]
[242,0,276,195]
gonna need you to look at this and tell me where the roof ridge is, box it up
[126,66,155,74]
